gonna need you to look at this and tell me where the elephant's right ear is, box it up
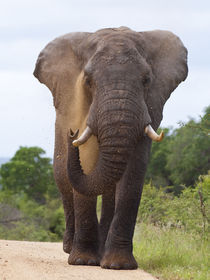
[33,32,91,108]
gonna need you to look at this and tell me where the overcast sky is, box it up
[0,0,209,158]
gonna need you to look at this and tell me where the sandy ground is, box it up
[0,240,157,280]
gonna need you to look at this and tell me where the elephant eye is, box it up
[85,76,93,88]
[142,75,150,87]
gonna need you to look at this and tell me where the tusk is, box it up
[145,125,164,142]
[72,126,93,147]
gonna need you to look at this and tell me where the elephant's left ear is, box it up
[141,30,188,130]
[33,32,91,108]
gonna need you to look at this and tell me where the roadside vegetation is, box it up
[0,106,209,280]
[134,178,209,280]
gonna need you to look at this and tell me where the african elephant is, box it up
[33,27,188,269]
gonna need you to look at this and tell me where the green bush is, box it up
[0,146,65,241]
[0,190,64,241]
[139,173,210,236]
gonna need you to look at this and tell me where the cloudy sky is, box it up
[0,0,209,158]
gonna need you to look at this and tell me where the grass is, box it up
[133,223,209,280]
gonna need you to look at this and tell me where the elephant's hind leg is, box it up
[54,174,75,254]
[68,191,99,266]
[61,193,75,253]
[54,150,75,254]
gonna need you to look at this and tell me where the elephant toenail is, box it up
[101,263,109,269]
[87,259,97,266]
[123,263,132,269]
[75,258,85,265]
[110,263,121,269]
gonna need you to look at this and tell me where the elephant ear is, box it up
[141,30,188,130]
[33,32,91,109]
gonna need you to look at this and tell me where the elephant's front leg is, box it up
[99,190,115,257]
[68,191,99,266]
[100,139,151,269]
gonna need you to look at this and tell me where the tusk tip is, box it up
[156,131,164,142]
[71,126,93,147]
[72,140,80,147]
[144,124,164,142]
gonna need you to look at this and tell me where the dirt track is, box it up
[0,240,157,280]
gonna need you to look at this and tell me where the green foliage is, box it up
[139,174,210,236]
[0,190,65,241]
[136,172,210,279]
[147,106,210,189]
[0,146,59,203]
[167,113,210,186]
[0,146,64,241]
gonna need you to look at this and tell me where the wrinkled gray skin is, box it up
[34,27,188,269]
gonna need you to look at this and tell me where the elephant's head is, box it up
[34,27,188,196]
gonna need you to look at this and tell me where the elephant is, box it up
[33,27,188,269]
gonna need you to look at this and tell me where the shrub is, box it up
[138,174,210,236]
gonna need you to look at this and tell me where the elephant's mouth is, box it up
[72,124,164,147]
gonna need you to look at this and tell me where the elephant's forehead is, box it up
[90,31,145,61]
[82,29,149,70]
[90,45,145,68]
[98,33,136,48]
[94,26,136,42]
[89,27,140,51]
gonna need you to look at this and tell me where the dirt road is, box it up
[0,240,157,280]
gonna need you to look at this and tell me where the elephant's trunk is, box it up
[67,138,127,196]
[67,91,151,196]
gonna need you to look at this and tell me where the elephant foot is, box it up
[63,230,74,254]
[68,248,100,266]
[100,249,138,270]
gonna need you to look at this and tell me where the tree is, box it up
[167,106,210,187]
[0,147,58,204]
[146,106,210,190]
